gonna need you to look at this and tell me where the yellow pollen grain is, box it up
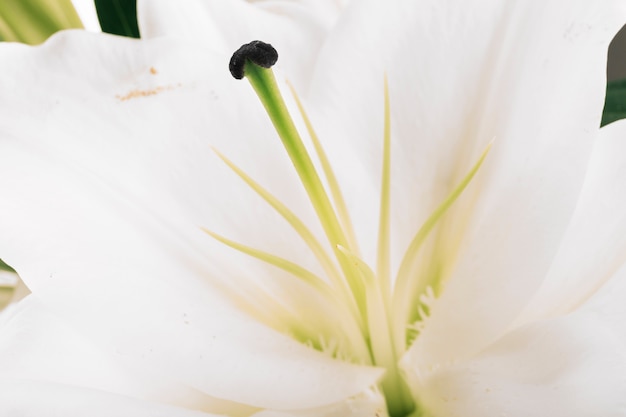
[115,83,181,101]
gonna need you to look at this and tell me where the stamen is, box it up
[211,147,345,293]
[376,75,392,302]
[406,286,437,344]
[392,141,493,352]
[233,278,319,342]
[202,228,333,297]
[211,149,371,345]
[202,228,370,362]
[287,81,361,255]
[337,245,415,417]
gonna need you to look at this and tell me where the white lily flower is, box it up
[0,1,626,416]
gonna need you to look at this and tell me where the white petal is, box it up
[0,379,222,417]
[71,0,101,32]
[137,0,229,50]
[404,255,626,417]
[416,0,626,367]
[137,0,343,90]
[404,306,626,416]
[0,296,257,415]
[517,119,626,324]
[307,0,626,364]
[0,32,382,410]
[404,257,626,416]
[251,389,388,417]
[0,123,381,411]
[0,295,158,397]
[0,31,328,289]
[2,30,318,281]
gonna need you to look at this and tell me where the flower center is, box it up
[207,41,491,417]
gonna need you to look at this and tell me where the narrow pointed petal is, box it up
[307,0,626,363]
[0,32,382,410]
[518,119,626,323]
[404,261,626,417]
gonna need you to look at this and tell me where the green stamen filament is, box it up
[337,245,415,416]
[371,77,415,414]
[376,75,393,312]
[391,142,492,353]
[243,61,369,320]
[210,148,345,297]
[232,277,320,343]
[202,228,332,296]
[202,228,370,362]
[287,81,361,256]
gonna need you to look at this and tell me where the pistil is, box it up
[229,41,367,327]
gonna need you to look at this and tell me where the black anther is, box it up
[229,40,279,80]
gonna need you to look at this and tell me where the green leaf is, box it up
[0,0,83,45]
[95,0,139,38]
[602,78,626,126]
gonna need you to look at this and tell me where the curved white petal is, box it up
[306,0,626,364]
[517,119,626,324]
[0,119,382,411]
[137,0,344,90]
[0,30,328,291]
[0,295,159,397]
[0,32,382,410]
[0,296,258,416]
[251,388,387,417]
[404,310,626,417]
[71,0,101,32]
[404,254,626,416]
[137,0,229,49]
[0,379,222,417]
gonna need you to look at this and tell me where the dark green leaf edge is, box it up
[94,0,139,39]
[602,78,626,126]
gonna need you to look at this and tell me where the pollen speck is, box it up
[115,84,180,101]
[149,67,158,75]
